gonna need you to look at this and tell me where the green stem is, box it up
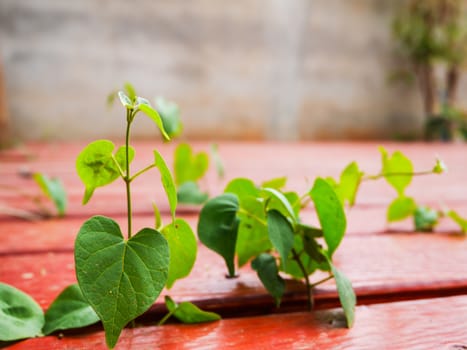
[157,308,177,326]
[291,248,312,311]
[310,274,334,289]
[130,164,156,182]
[125,109,133,239]
[237,208,267,226]
[110,154,126,179]
[362,170,434,182]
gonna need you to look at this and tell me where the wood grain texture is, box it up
[5,295,467,350]
[1,233,466,313]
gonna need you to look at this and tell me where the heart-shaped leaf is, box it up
[236,197,271,267]
[379,147,413,195]
[43,284,99,335]
[334,161,363,206]
[197,193,239,277]
[177,181,209,204]
[414,206,439,232]
[154,150,177,221]
[251,253,285,307]
[174,143,209,186]
[387,196,416,222]
[162,219,197,289]
[309,178,347,258]
[0,283,44,341]
[164,296,220,324]
[224,178,259,202]
[75,216,169,349]
[261,177,287,190]
[267,210,294,270]
[33,172,67,216]
[76,140,134,204]
[155,97,183,138]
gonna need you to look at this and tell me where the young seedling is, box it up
[0,172,67,219]
[197,176,356,327]
[74,90,203,348]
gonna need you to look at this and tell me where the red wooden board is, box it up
[6,294,467,350]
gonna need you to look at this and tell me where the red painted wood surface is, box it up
[1,141,467,349]
[7,295,467,350]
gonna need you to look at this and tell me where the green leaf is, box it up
[174,143,209,186]
[261,187,297,224]
[251,253,285,307]
[379,146,413,195]
[267,210,294,270]
[302,234,329,268]
[177,181,209,204]
[162,219,197,289]
[123,83,136,102]
[76,140,134,204]
[152,202,162,230]
[210,143,224,178]
[75,216,169,349]
[414,206,438,232]
[43,284,99,335]
[261,177,287,190]
[331,264,356,328]
[236,197,271,267]
[138,103,170,140]
[224,178,259,202]
[197,194,239,277]
[165,296,220,324]
[117,91,133,109]
[335,162,362,206]
[154,150,177,221]
[387,196,416,222]
[284,191,301,217]
[155,97,183,138]
[33,173,67,216]
[309,178,347,258]
[447,210,467,233]
[0,283,44,341]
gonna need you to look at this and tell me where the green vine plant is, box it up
[197,175,356,327]
[0,90,219,349]
[0,172,67,220]
[326,146,466,233]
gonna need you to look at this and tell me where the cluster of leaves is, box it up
[326,146,467,233]
[197,176,356,327]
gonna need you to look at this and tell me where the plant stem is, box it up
[291,248,312,311]
[310,274,334,289]
[362,170,434,182]
[125,109,133,239]
[157,308,176,326]
[130,164,156,182]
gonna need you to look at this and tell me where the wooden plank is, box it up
[1,142,467,218]
[2,203,467,254]
[1,233,467,312]
[5,294,467,350]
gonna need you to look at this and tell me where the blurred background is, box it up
[1,0,467,143]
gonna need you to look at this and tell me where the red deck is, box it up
[1,141,467,349]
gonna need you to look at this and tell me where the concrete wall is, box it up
[0,0,441,141]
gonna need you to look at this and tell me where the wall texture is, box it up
[0,0,452,141]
